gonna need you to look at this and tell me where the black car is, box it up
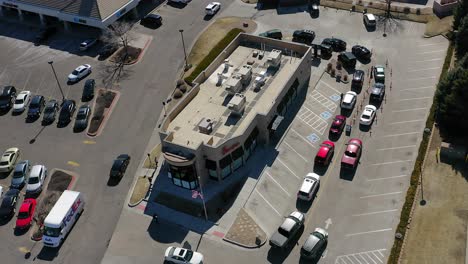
[74,105,91,131]
[337,52,357,68]
[292,30,315,45]
[34,27,57,45]
[98,44,119,58]
[42,99,59,125]
[352,45,372,60]
[321,38,347,51]
[0,86,17,111]
[258,29,283,40]
[370,83,386,102]
[58,99,76,125]
[0,189,20,219]
[82,79,95,101]
[110,154,131,179]
[352,70,365,90]
[141,13,162,28]
[27,95,46,119]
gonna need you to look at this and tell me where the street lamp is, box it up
[47,61,65,103]
[179,29,191,71]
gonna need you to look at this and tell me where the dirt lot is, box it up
[401,128,468,264]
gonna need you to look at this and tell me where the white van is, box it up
[363,13,376,27]
[42,191,85,247]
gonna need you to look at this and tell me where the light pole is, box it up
[48,61,65,103]
[179,29,191,71]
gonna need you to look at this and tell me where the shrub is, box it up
[179,84,188,93]
[173,89,183,99]
[176,79,185,87]
[184,28,245,84]
[326,63,333,72]
[343,75,348,82]
[336,61,342,70]
[330,68,336,77]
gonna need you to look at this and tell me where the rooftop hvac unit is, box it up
[265,49,282,68]
[238,65,252,85]
[223,59,231,73]
[225,74,242,95]
[227,93,246,116]
[254,70,267,91]
[198,118,214,134]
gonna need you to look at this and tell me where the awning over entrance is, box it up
[163,152,195,166]
[269,115,284,131]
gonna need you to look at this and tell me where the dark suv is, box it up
[259,29,283,40]
[321,38,346,51]
[141,14,162,28]
[27,95,46,119]
[82,79,95,101]
[292,30,315,45]
[0,86,17,111]
[58,99,76,126]
[370,83,385,102]
[351,70,365,90]
[337,52,357,68]
[352,45,372,60]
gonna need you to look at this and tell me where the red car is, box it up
[329,115,346,135]
[341,138,363,169]
[16,198,36,229]
[315,141,335,166]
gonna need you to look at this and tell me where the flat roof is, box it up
[44,190,80,227]
[166,44,303,149]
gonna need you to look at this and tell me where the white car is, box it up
[341,91,357,110]
[360,105,377,125]
[79,38,98,51]
[205,2,221,15]
[164,247,204,264]
[13,91,31,112]
[26,165,47,194]
[297,173,320,201]
[0,147,20,173]
[68,64,92,83]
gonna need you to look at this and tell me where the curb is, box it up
[222,237,267,249]
[87,89,121,138]
[128,177,151,207]
[125,36,153,66]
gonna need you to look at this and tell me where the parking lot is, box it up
[238,6,448,264]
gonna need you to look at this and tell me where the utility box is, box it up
[227,93,246,116]
[225,74,243,95]
[265,49,282,68]
[198,118,214,134]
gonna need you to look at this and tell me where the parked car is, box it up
[341,138,363,169]
[360,105,377,125]
[26,165,47,194]
[68,64,92,83]
[79,38,98,51]
[27,95,46,119]
[0,189,19,219]
[168,0,190,4]
[321,37,346,51]
[42,99,60,125]
[329,115,346,135]
[341,91,357,110]
[11,160,30,189]
[269,211,305,249]
[297,173,320,201]
[205,2,221,15]
[352,45,372,60]
[363,13,377,28]
[98,43,119,58]
[0,85,17,111]
[370,82,385,102]
[34,27,56,45]
[58,99,76,126]
[74,105,91,131]
[0,148,20,173]
[315,141,335,166]
[13,91,31,112]
[259,29,283,40]
[301,228,328,260]
[351,70,365,90]
[141,13,162,27]
[15,198,36,229]
[373,65,385,83]
[82,79,95,101]
[164,247,204,264]
[110,154,131,179]
[292,30,315,45]
[338,52,357,68]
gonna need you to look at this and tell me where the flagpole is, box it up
[198,176,208,221]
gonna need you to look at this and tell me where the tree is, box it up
[453,0,468,30]
[455,16,468,59]
[378,0,403,37]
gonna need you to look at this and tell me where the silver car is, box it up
[11,160,30,189]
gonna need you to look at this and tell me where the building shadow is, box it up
[146,219,189,244]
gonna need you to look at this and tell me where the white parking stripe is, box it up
[360,191,402,199]
[290,129,317,148]
[335,249,387,264]
[390,119,424,125]
[348,255,361,264]
[408,67,440,72]
[377,145,416,151]
[276,158,300,179]
[400,86,433,91]
[364,253,378,264]
[371,252,383,263]
[345,228,392,237]
[398,96,432,102]
[380,132,420,138]
[352,209,398,216]
[392,108,426,113]
[320,80,342,94]
[265,171,291,197]
[367,174,408,181]
[255,190,282,217]
[407,76,437,81]
[413,58,443,62]
[23,71,32,90]
[418,42,446,47]
[417,50,446,54]
[282,141,308,162]
[371,160,412,166]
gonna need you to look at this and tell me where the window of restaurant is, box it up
[168,164,198,190]
[231,147,244,171]
[205,159,218,180]
[243,137,252,161]
[219,155,232,179]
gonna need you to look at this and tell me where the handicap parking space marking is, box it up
[335,249,387,264]
[309,90,337,112]
[307,133,320,144]
[320,111,332,120]
[330,94,341,102]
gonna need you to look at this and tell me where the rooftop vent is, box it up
[227,93,246,116]
[198,118,214,134]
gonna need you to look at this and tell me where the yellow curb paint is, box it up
[18,247,29,253]
[83,140,96,144]
[67,161,80,167]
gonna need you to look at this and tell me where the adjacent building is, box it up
[159,33,312,190]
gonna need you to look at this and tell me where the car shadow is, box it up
[0,172,10,179]
[340,108,353,118]
[313,164,328,176]
[266,225,305,264]
[107,177,122,187]
[359,124,371,132]
[351,85,363,94]
[328,132,342,142]
[72,126,86,133]
[357,57,372,65]
[25,115,40,123]
[36,243,61,261]
[140,22,162,30]
[339,168,357,181]
[14,226,30,236]
[203,15,214,21]
[167,2,187,9]
[56,121,71,128]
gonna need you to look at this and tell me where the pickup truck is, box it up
[269,211,305,249]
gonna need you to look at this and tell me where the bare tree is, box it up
[377,0,404,36]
